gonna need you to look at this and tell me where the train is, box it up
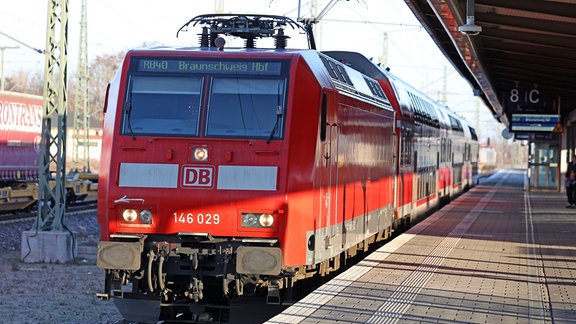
[96,14,478,323]
[478,145,498,175]
[0,90,97,213]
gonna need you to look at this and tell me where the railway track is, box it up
[0,200,97,224]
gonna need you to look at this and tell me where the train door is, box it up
[325,122,340,246]
[391,129,398,226]
[315,95,341,262]
[396,125,413,226]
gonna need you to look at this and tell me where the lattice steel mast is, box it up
[35,0,68,231]
[72,0,90,173]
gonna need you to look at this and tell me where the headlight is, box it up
[122,209,138,222]
[139,210,153,224]
[242,213,259,227]
[259,214,274,227]
[242,213,274,228]
[120,208,153,226]
[193,147,208,161]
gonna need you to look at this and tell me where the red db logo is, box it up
[182,166,214,188]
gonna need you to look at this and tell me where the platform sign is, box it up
[506,85,545,113]
[513,133,559,141]
[514,133,530,141]
[509,114,558,132]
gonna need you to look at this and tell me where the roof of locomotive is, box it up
[126,45,314,55]
[122,46,390,107]
[121,14,389,107]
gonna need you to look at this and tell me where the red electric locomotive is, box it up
[96,14,477,322]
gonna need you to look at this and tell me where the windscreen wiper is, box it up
[267,84,283,144]
[267,105,283,144]
[125,98,136,141]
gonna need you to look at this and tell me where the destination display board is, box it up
[136,58,284,76]
[509,113,559,132]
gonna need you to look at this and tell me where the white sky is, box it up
[0,0,502,142]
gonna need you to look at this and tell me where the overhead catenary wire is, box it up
[0,30,44,54]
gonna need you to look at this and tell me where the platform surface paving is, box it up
[267,169,576,323]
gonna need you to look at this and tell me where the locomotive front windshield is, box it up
[122,57,289,140]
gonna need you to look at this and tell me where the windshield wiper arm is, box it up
[125,98,136,141]
[267,83,283,144]
[266,105,283,144]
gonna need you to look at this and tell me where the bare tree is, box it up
[3,69,43,95]
[87,51,125,126]
[4,51,124,127]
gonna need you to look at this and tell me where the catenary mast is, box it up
[36,0,69,231]
[72,0,90,172]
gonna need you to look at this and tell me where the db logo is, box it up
[182,166,214,188]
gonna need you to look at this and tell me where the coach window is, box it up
[440,138,448,162]
[123,76,203,137]
[205,77,286,139]
[406,129,413,164]
[401,127,413,165]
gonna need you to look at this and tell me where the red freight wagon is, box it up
[0,91,42,211]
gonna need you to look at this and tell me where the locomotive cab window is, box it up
[122,57,289,140]
[205,78,286,139]
[123,76,203,137]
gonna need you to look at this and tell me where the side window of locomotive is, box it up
[205,77,286,138]
[123,76,203,137]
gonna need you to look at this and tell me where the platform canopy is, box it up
[403,0,576,129]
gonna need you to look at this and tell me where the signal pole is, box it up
[72,0,90,173]
[378,32,388,67]
[214,0,224,13]
[441,66,448,105]
[22,0,75,263]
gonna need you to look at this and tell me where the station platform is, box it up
[267,169,576,323]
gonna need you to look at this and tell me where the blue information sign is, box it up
[510,113,559,132]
